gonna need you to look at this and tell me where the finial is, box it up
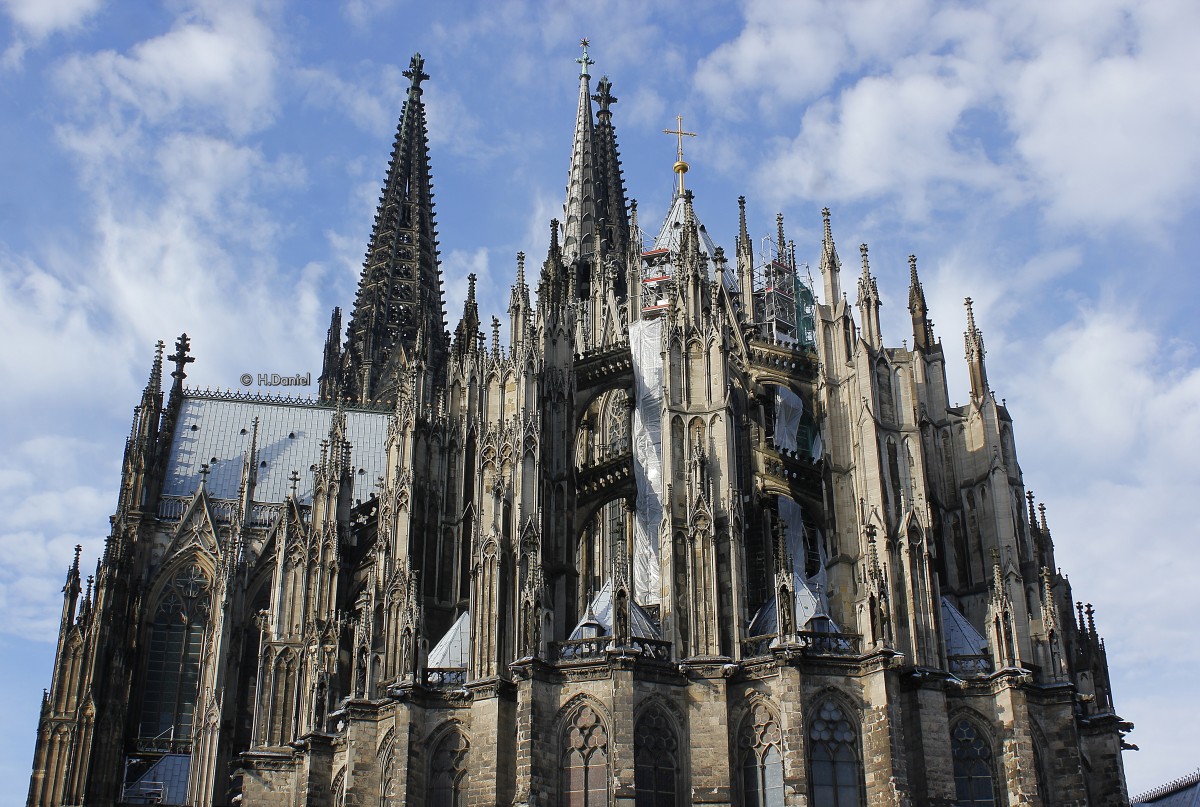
[860,243,870,276]
[516,252,526,285]
[1027,491,1037,527]
[1038,502,1049,532]
[167,333,195,383]
[289,470,301,496]
[467,273,477,303]
[964,297,976,331]
[822,207,832,243]
[908,254,919,285]
[72,544,82,573]
[403,53,429,91]
[592,76,616,113]
[199,462,210,484]
[147,340,165,393]
[663,114,697,195]
[491,316,501,355]
[549,219,560,251]
[577,38,594,76]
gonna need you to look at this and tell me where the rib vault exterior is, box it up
[28,50,1130,807]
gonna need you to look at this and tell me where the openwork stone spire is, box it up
[562,40,629,267]
[338,53,448,407]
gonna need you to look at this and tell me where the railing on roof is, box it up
[423,667,467,690]
[947,654,994,678]
[156,495,291,528]
[741,630,861,659]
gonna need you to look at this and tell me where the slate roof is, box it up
[1135,769,1200,806]
[569,579,662,640]
[161,391,392,505]
[941,596,989,656]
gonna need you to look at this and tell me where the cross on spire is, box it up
[577,38,594,75]
[664,114,697,163]
[663,114,697,194]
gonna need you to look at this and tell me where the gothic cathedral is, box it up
[28,48,1131,807]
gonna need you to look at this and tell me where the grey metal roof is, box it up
[161,392,392,505]
[941,597,989,656]
[1135,769,1200,806]
[652,192,719,258]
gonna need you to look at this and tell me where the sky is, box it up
[1,0,1197,799]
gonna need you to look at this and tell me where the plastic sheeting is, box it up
[748,496,836,636]
[427,611,470,668]
[569,579,663,640]
[773,387,804,453]
[629,319,665,606]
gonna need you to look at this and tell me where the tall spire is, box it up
[563,40,598,264]
[342,53,447,407]
[964,297,989,400]
[592,75,630,266]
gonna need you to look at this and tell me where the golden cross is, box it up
[663,114,697,162]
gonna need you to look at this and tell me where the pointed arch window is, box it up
[561,705,609,806]
[951,719,997,806]
[740,704,784,807]
[808,700,864,807]
[429,728,469,807]
[138,563,211,748]
[634,707,680,806]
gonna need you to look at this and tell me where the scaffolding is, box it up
[640,248,673,318]
[751,237,816,346]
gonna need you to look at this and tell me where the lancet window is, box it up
[951,718,997,806]
[634,706,680,806]
[561,704,609,806]
[428,728,469,807]
[138,562,211,748]
[740,703,784,807]
[808,699,864,807]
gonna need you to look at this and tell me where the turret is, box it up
[819,207,842,305]
[908,255,934,352]
[736,196,754,313]
[509,252,530,346]
[856,243,882,348]
[319,306,343,400]
[964,297,989,400]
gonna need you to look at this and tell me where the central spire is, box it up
[327,53,448,407]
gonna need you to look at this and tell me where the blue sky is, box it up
[1,0,1198,799]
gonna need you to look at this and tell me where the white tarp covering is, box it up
[629,319,665,606]
[749,496,835,635]
[569,579,663,640]
[773,387,804,453]
[427,611,470,668]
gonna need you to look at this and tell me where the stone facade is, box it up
[28,48,1130,807]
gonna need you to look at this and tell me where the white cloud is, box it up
[699,0,1200,232]
[54,1,280,137]
[0,0,102,40]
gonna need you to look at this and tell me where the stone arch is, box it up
[736,694,785,807]
[136,556,214,747]
[806,688,866,807]
[948,709,1002,806]
[557,694,612,806]
[425,719,471,806]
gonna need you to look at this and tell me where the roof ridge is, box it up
[182,386,392,413]
[1134,768,1200,803]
